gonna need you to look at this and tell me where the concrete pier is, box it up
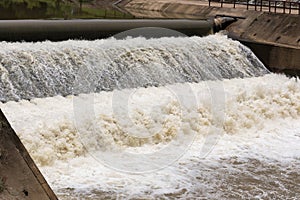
[0,110,57,200]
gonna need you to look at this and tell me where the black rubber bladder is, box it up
[0,19,215,42]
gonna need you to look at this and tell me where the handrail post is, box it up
[283,1,285,14]
[221,0,223,8]
[299,2,300,15]
[269,0,271,12]
[209,0,211,7]
[260,0,262,11]
[255,0,257,11]
[275,1,277,13]
[247,0,249,10]
[234,0,236,8]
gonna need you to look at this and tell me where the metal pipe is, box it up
[0,19,214,42]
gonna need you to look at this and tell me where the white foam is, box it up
[1,73,300,198]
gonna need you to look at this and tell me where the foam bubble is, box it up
[1,73,300,198]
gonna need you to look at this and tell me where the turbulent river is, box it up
[0,34,299,199]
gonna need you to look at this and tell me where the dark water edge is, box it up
[0,0,134,20]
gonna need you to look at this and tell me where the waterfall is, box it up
[0,34,269,102]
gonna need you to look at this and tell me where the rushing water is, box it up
[0,35,268,102]
[0,35,299,199]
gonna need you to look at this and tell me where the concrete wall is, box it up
[240,40,300,72]
[0,110,57,200]
[120,0,300,71]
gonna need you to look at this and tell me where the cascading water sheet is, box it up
[0,34,268,102]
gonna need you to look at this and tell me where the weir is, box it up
[0,35,269,102]
[0,18,278,199]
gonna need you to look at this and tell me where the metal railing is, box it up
[208,0,300,14]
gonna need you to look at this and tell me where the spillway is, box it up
[0,34,299,199]
[0,34,268,102]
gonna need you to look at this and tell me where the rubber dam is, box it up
[0,2,299,199]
